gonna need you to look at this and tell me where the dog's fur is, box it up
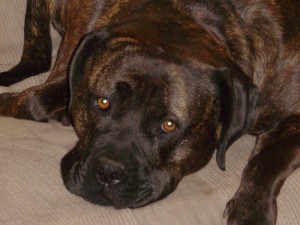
[0,0,300,224]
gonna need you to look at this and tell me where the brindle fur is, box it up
[0,0,52,86]
[0,0,299,224]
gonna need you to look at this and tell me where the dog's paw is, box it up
[224,189,277,225]
[0,92,19,116]
[0,92,18,100]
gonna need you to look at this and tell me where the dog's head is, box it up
[61,22,260,208]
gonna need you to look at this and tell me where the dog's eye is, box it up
[97,97,110,110]
[161,120,177,133]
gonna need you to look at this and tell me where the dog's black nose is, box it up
[95,157,127,186]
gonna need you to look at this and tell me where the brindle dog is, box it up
[1,0,300,224]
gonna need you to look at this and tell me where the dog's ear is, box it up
[68,29,110,112]
[214,68,261,170]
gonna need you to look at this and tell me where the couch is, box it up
[1,1,299,224]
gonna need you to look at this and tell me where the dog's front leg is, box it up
[0,77,70,125]
[225,115,300,225]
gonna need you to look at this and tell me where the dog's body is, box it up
[0,0,300,224]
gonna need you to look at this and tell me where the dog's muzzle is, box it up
[61,142,175,209]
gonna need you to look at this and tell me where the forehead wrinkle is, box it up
[88,47,144,95]
[166,65,189,122]
[87,52,193,122]
[88,51,124,95]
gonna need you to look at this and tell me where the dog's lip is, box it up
[75,183,155,208]
[74,187,114,206]
[128,188,154,208]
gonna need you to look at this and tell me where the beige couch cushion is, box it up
[0,1,299,224]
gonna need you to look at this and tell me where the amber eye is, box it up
[97,97,110,110]
[161,120,177,133]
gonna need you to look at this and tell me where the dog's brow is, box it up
[166,66,189,122]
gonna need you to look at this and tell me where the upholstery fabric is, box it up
[0,1,299,224]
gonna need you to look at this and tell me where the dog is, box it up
[0,0,299,224]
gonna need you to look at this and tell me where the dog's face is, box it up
[61,25,259,208]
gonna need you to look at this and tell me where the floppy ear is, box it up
[68,29,110,112]
[215,68,261,170]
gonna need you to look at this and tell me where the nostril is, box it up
[110,171,118,180]
[95,167,106,184]
[96,167,127,186]
[95,158,127,186]
[110,168,127,182]
[108,170,124,185]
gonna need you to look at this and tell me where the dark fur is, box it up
[0,0,52,86]
[0,0,299,224]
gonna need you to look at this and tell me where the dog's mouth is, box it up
[79,183,156,209]
[67,171,173,209]
[61,150,177,208]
